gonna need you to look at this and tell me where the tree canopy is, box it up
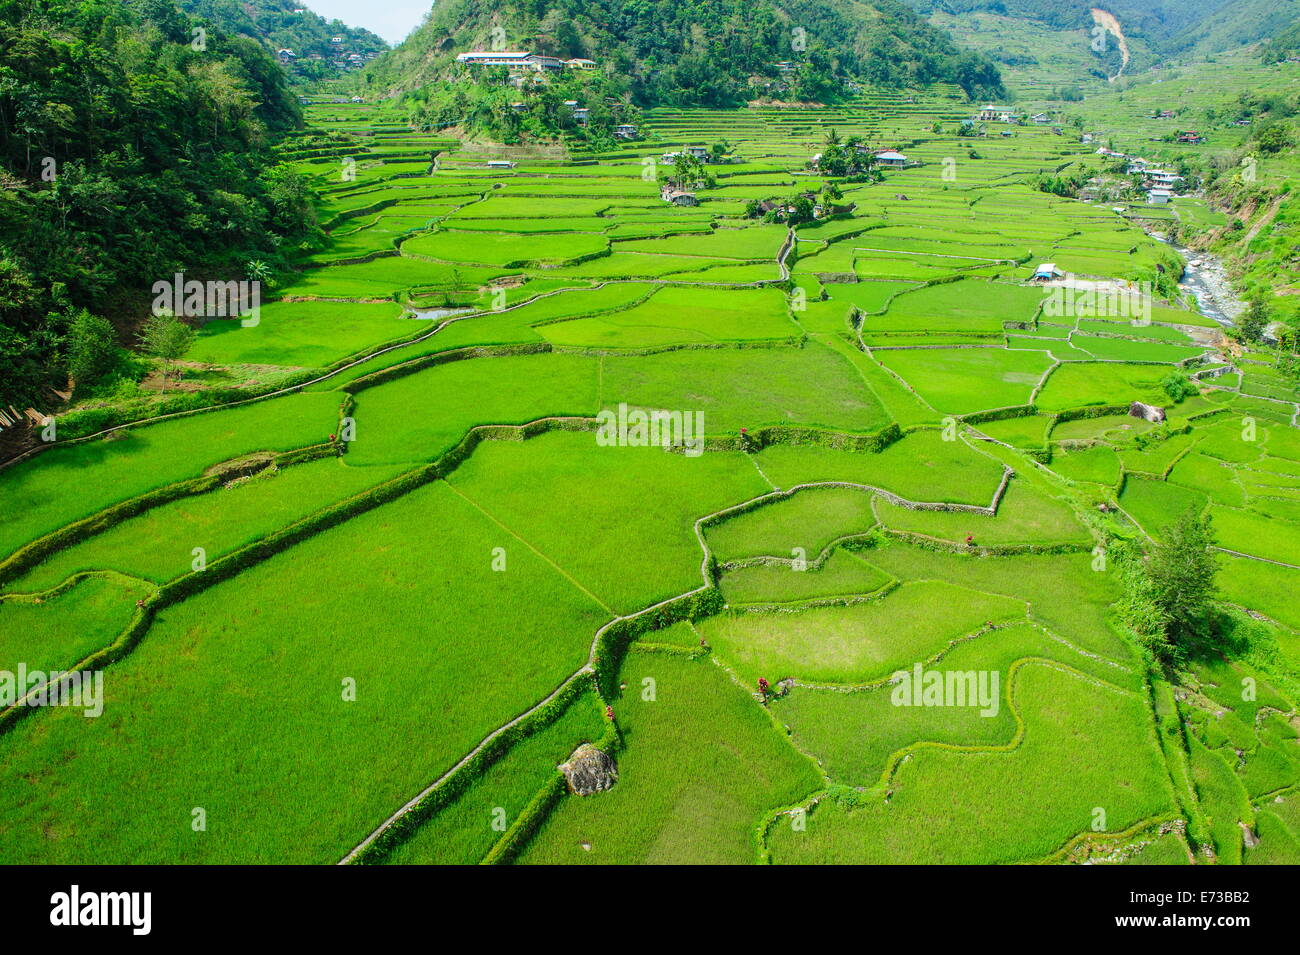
[362,0,1005,111]
[0,0,317,407]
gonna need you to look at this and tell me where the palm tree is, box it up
[245,259,273,287]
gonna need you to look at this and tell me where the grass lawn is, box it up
[538,286,799,349]
[7,458,408,593]
[403,230,609,267]
[445,432,770,614]
[1119,477,1207,536]
[721,549,892,606]
[876,478,1090,546]
[602,341,889,436]
[1050,445,1122,487]
[754,429,1006,506]
[0,575,153,676]
[385,693,608,865]
[866,279,1045,335]
[1035,363,1169,413]
[347,353,600,466]
[774,621,1132,788]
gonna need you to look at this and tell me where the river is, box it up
[1147,230,1244,329]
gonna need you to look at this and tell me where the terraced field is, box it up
[2,90,1298,867]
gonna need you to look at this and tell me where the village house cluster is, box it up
[809,145,912,171]
[276,36,380,72]
[657,145,715,206]
[455,51,598,71]
[977,104,1015,123]
[505,98,637,139]
[1090,143,1186,204]
[967,105,1062,130]
[456,50,597,88]
[959,105,1067,138]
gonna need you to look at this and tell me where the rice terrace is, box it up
[2,0,1300,875]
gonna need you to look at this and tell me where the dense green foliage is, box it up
[813,131,881,179]
[361,0,1004,113]
[399,69,642,147]
[0,0,316,407]
[1118,509,1219,662]
[176,0,387,81]
[1262,20,1300,64]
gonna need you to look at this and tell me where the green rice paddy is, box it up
[2,87,1296,867]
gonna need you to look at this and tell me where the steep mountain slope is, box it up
[360,0,1005,106]
[1263,20,1300,63]
[902,0,1300,60]
[1164,0,1300,58]
[900,1,1223,37]
[177,0,388,79]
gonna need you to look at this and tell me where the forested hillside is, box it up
[1263,20,1300,63]
[176,0,388,81]
[1167,0,1300,59]
[361,0,1005,108]
[0,0,318,409]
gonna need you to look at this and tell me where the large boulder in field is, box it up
[559,744,618,796]
[1129,401,1166,423]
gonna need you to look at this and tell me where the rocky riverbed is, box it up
[1148,230,1246,329]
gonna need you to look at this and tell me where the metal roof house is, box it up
[456,51,564,71]
[661,188,699,206]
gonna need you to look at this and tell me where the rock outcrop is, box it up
[559,744,618,796]
[1129,401,1166,423]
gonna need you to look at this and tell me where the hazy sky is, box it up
[306,0,430,45]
